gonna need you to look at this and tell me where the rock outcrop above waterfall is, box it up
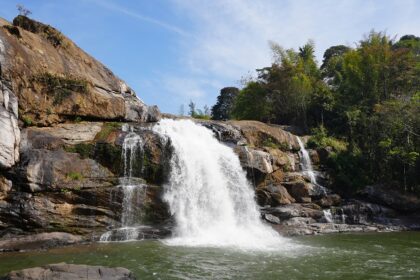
[1,263,136,280]
[0,16,160,128]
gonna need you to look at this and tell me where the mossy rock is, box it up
[95,122,122,142]
[32,72,90,105]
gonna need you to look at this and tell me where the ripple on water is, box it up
[0,232,419,280]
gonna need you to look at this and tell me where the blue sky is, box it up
[0,0,419,114]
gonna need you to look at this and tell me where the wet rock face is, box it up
[1,263,136,280]
[0,16,160,126]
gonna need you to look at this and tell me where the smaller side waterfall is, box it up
[323,209,333,223]
[296,137,317,185]
[322,208,347,224]
[100,125,149,242]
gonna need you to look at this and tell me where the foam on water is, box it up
[153,119,294,250]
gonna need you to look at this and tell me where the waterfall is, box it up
[323,209,333,223]
[100,125,148,242]
[153,119,288,250]
[296,137,318,185]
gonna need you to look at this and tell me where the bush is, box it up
[3,25,21,38]
[66,172,83,181]
[22,116,33,127]
[64,143,94,159]
[95,122,122,141]
[307,125,347,152]
[32,72,89,105]
[13,15,65,47]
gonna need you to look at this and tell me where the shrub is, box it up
[13,15,65,47]
[95,122,122,141]
[64,143,94,159]
[66,171,83,181]
[22,116,33,126]
[32,72,89,105]
[307,125,347,152]
[3,25,21,38]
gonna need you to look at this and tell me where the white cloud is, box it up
[88,0,190,37]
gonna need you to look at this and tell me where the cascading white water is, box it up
[153,119,290,250]
[323,209,333,223]
[296,137,318,185]
[100,126,147,242]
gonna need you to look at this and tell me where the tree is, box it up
[211,87,239,120]
[188,101,196,117]
[321,45,351,69]
[17,4,32,16]
[232,82,270,122]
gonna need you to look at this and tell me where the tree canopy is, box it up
[212,32,420,195]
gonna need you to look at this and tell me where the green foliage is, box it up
[188,101,211,119]
[213,30,420,194]
[64,143,94,159]
[13,15,65,48]
[66,172,83,181]
[22,116,33,127]
[33,72,89,105]
[326,150,370,195]
[307,125,347,152]
[233,41,323,127]
[95,122,122,141]
[2,25,21,38]
[211,87,239,120]
[262,137,279,149]
[92,143,122,175]
[232,82,271,121]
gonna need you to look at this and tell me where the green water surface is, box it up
[0,232,419,279]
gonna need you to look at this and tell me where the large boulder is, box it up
[0,16,160,126]
[235,146,273,174]
[195,120,244,144]
[1,263,136,280]
[256,184,295,206]
[227,120,300,151]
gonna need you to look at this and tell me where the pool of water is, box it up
[1,232,419,279]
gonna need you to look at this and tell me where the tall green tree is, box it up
[211,87,239,120]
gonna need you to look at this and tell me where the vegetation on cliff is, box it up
[211,31,420,195]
